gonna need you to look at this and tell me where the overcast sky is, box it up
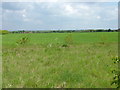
[1,1,118,31]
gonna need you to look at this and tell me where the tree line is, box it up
[0,29,119,34]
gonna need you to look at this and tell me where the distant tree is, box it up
[108,29,112,32]
[0,30,9,34]
[22,30,25,33]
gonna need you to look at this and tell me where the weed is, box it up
[64,34,73,44]
[56,82,66,88]
[61,44,68,47]
[62,34,74,47]
[16,36,29,45]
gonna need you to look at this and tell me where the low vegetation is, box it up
[111,57,120,88]
[16,36,29,45]
[2,32,118,88]
[0,30,9,35]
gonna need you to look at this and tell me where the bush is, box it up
[62,34,74,48]
[0,30,9,35]
[64,34,73,45]
[111,56,120,88]
[61,44,68,47]
[16,36,29,45]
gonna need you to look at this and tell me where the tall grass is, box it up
[2,32,118,88]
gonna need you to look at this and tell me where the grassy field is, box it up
[2,32,118,88]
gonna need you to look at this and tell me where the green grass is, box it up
[2,32,118,88]
[0,35,2,89]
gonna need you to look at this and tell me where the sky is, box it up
[1,1,119,31]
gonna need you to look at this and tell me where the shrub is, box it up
[61,44,68,47]
[0,30,9,35]
[64,34,73,44]
[62,34,73,47]
[16,36,29,45]
[111,56,120,88]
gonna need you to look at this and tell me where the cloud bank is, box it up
[1,2,118,30]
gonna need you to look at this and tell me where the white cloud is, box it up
[22,14,26,17]
[96,16,101,19]
[64,4,78,15]
[65,5,74,13]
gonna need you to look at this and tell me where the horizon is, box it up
[5,28,118,32]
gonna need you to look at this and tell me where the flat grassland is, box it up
[2,32,118,88]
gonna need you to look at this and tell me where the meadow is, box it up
[2,32,118,88]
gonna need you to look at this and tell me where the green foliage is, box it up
[60,34,74,47]
[61,44,68,47]
[16,36,29,45]
[111,57,120,88]
[65,34,73,44]
[0,30,9,35]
